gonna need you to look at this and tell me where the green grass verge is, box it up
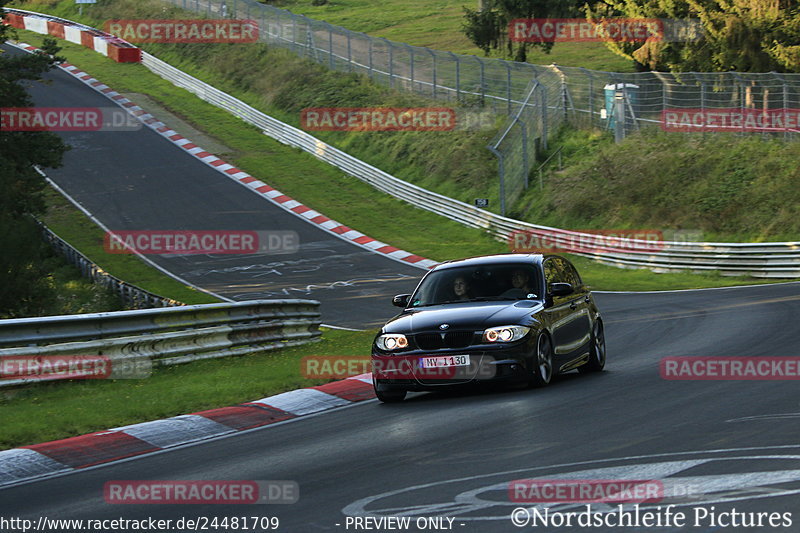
[27,245,127,316]
[0,328,374,450]
[43,188,220,305]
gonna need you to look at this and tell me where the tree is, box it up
[462,0,582,62]
[594,0,800,72]
[1,1,69,317]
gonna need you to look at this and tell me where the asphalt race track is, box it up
[4,44,800,533]
[3,44,423,330]
[2,283,800,531]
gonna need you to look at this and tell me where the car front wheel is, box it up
[579,319,606,373]
[529,333,553,388]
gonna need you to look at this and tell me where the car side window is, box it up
[543,258,561,288]
[555,258,582,289]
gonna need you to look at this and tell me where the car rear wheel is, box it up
[529,333,553,388]
[579,319,606,373]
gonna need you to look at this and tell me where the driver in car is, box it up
[502,269,536,299]
[452,276,471,301]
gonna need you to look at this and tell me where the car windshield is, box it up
[409,263,541,307]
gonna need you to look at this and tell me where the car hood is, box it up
[383,301,544,333]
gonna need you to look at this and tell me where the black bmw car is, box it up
[371,253,605,402]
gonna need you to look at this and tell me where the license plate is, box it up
[419,355,470,368]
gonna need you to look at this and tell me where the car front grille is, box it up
[414,331,475,350]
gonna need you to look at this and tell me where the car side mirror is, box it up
[392,294,411,307]
[549,282,574,297]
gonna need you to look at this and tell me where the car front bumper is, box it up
[371,342,534,392]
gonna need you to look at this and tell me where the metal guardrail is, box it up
[8,10,800,278]
[160,0,800,219]
[0,300,321,387]
[138,53,800,278]
[41,223,183,309]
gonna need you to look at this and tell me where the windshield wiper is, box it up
[467,296,518,302]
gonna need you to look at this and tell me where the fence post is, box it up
[614,89,625,143]
[505,62,513,114]
[368,36,374,79]
[581,67,594,127]
[773,72,789,141]
[550,64,569,122]
[301,15,316,60]
[383,38,394,89]
[732,73,746,136]
[327,22,334,69]
[699,75,707,137]
[472,56,485,105]
[405,44,415,92]
[448,52,460,102]
[291,13,298,53]
[347,32,352,72]
[487,145,506,216]
[259,5,266,43]
[427,48,437,98]
[520,118,528,189]
[540,84,548,150]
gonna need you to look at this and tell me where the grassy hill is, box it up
[264,0,634,71]
[8,0,800,287]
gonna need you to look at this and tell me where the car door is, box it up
[554,257,592,359]
[542,257,571,358]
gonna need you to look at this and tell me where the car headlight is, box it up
[482,325,530,343]
[376,333,409,351]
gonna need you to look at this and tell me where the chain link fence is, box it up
[164,0,800,214]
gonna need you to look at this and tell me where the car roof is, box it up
[432,253,544,271]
